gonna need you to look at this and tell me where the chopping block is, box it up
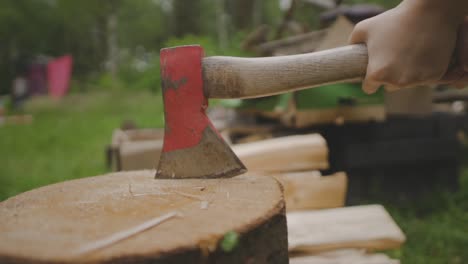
[0,171,288,264]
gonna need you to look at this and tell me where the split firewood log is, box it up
[288,205,406,253]
[273,171,347,211]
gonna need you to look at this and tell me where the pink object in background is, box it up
[47,55,73,98]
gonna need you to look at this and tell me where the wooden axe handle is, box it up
[203,44,367,99]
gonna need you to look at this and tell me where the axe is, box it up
[156,44,368,179]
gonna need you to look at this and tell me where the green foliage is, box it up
[90,32,249,94]
[131,62,162,93]
[0,96,12,115]
[90,52,161,93]
[164,33,250,57]
[95,73,124,91]
[117,53,161,93]
[164,35,220,55]
[118,0,169,49]
[0,0,404,96]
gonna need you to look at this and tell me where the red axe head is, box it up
[155,45,246,179]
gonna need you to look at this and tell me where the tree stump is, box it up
[0,171,288,264]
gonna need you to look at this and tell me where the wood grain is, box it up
[288,205,406,253]
[232,134,329,172]
[274,171,347,211]
[203,44,367,99]
[0,171,288,264]
[290,249,400,264]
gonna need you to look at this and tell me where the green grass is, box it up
[383,169,468,264]
[0,91,467,263]
[0,91,163,199]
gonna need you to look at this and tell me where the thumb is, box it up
[349,21,368,44]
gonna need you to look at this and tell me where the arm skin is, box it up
[349,0,468,94]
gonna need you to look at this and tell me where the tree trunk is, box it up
[173,0,201,37]
[252,0,263,27]
[216,0,229,52]
[107,11,118,80]
[228,0,255,30]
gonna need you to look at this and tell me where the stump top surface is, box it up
[0,171,283,263]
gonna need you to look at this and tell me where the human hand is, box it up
[349,0,466,94]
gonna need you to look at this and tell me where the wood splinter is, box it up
[73,211,180,257]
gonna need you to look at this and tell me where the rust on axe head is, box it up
[156,45,247,179]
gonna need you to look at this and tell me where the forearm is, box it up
[400,0,468,25]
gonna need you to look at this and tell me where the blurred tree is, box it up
[216,0,229,51]
[0,0,56,94]
[0,0,168,94]
[0,0,401,95]
[172,0,202,37]
[118,0,169,50]
[105,0,121,79]
[228,0,255,30]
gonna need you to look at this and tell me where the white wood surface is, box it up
[288,205,406,253]
[232,134,329,172]
[115,133,328,173]
[290,249,400,264]
[274,171,347,211]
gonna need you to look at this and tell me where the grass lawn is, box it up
[1,91,467,263]
[0,91,164,199]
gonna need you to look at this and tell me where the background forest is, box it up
[0,0,399,95]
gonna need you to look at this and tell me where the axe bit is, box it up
[156,44,368,179]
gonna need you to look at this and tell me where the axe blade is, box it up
[156,45,246,179]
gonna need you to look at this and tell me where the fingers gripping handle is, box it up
[202,44,368,99]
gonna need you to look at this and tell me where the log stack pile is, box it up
[105,128,406,263]
[234,133,406,263]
